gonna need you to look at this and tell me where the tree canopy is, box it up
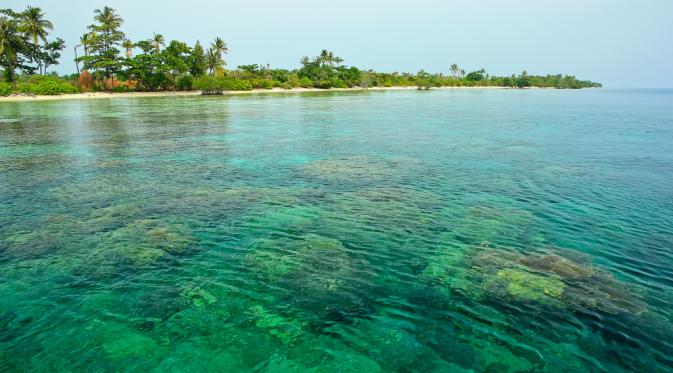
[1,5,601,96]
[0,6,64,83]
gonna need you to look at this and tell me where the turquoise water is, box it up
[1,89,672,372]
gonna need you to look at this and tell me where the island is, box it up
[0,6,600,99]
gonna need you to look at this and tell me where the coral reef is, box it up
[180,285,218,308]
[300,156,395,181]
[85,219,193,269]
[249,305,306,346]
[490,268,565,303]
[300,155,421,182]
[424,244,647,315]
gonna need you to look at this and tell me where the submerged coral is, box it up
[348,186,440,206]
[492,268,565,303]
[560,271,647,315]
[1,214,91,259]
[157,186,306,219]
[320,187,442,237]
[519,254,594,280]
[244,239,301,282]
[3,227,65,259]
[48,176,137,206]
[85,219,194,269]
[117,219,191,252]
[424,244,647,315]
[77,203,143,234]
[244,234,375,325]
[245,234,353,287]
[249,305,306,346]
[242,205,323,233]
[421,244,480,297]
[300,156,392,181]
[180,285,218,308]
[449,204,544,247]
[300,155,421,182]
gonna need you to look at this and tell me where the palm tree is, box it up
[122,39,134,59]
[319,49,330,66]
[92,7,123,91]
[79,33,92,56]
[211,37,228,62]
[205,48,220,75]
[94,6,123,33]
[333,56,344,66]
[450,63,460,78]
[153,33,164,53]
[0,18,26,83]
[18,6,53,74]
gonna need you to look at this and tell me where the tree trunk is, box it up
[6,61,15,86]
[34,36,42,75]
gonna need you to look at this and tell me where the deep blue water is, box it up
[1,88,672,372]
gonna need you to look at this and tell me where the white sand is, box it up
[0,86,508,103]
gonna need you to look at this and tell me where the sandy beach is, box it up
[0,86,509,103]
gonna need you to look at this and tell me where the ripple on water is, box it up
[1,91,672,371]
[299,155,422,182]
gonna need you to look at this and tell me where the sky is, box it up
[3,0,672,88]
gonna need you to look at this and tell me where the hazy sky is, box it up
[4,0,672,87]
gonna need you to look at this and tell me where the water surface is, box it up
[1,89,672,372]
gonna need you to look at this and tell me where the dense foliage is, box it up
[0,81,11,96]
[0,6,75,94]
[192,76,252,93]
[1,5,601,96]
[15,75,78,95]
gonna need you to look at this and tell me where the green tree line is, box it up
[0,6,73,95]
[1,5,601,96]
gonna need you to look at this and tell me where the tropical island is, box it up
[0,6,601,98]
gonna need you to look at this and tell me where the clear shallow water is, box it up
[1,89,672,372]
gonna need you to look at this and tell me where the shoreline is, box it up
[0,86,516,103]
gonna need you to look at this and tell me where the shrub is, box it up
[299,77,312,88]
[192,76,253,93]
[223,78,252,91]
[36,80,79,95]
[16,83,37,94]
[177,75,194,91]
[330,78,348,89]
[192,76,220,92]
[0,82,12,96]
[287,74,301,88]
[112,86,132,93]
[16,76,79,95]
[250,79,274,89]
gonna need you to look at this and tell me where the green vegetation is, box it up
[14,75,78,95]
[0,5,601,96]
[192,75,251,94]
[0,81,11,96]
[0,6,73,94]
